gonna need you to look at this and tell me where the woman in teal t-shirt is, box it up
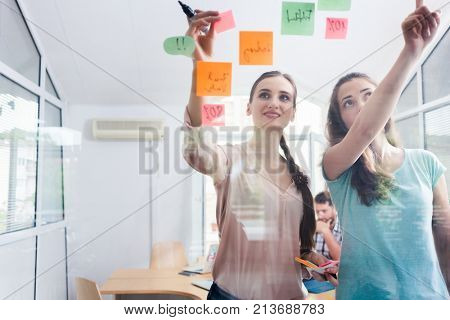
[322,4,449,299]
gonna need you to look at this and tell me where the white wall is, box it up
[36,228,67,299]
[0,237,36,299]
[63,103,196,299]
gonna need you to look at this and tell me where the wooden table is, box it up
[100,268,335,300]
[100,268,211,300]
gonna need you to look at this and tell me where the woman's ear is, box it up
[246,102,252,116]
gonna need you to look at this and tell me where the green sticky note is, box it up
[318,0,351,11]
[281,2,315,36]
[163,36,195,57]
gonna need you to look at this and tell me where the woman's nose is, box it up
[356,100,365,111]
[267,100,279,109]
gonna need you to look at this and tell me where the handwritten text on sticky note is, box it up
[196,61,232,96]
[239,31,273,65]
[281,2,315,36]
[325,18,348,39]
[202,104,225,126]
[163,36,195,57]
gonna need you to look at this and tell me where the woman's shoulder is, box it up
[321,162,352,184]
[404,148,440,165]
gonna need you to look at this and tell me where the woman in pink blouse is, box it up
[182,10,337,299]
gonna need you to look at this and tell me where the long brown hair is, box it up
[249,71,316,251]
[326,72,399,206]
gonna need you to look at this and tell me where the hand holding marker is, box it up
[164,1,219,57]
[178,1,210,34]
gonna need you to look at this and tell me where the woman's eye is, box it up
[259,92,270,99]
[343,100,353,108]
[280,95,290,102]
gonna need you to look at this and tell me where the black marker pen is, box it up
[178,1,209,33]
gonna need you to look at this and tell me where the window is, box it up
[0,0,41,84]
[396,26,449,197]
[424,105,450,198]
[0,74,39,234]
[45,71,59,99]
[397,74,418,113]
[422,28,450,103]
[396,115,421,149]
[0,0,68,301]
[39,101,64,224]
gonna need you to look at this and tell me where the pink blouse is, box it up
[183,108,308,299]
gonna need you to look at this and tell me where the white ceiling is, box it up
[16,0,450,109]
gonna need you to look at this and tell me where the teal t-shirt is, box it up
[324,149,449,299]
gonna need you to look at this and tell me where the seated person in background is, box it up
[302,191,341,293]
[314,191,342,261]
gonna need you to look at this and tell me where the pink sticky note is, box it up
[325,17,348,39]
[202,104,225,126]
[214,10,236,33]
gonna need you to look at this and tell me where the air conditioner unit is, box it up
[92,119,164,140]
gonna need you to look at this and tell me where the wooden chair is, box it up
[75,277,102,300]
[150,241,188,270]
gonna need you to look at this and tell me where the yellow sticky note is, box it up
[239,31,273,65]
[196,61,232,96]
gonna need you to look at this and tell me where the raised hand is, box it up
[402,1,440,57]
[185,10,221,61]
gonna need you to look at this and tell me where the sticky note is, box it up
[214,10,236,33]
[239,31,273,65]
[202,104,225,126]
[318,0,351,11]
[325,17,348,39]
[196,61,232,96]
[281,2,315,36]
[163,36,195,57]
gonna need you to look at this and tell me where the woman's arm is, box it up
[322,230,341,261]
[432,175,450,291]
[186,10,220,126]
[181,11,229,183]
[324,5,440,180]
[315,221,341,260]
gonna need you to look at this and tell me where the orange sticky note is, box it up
[239,31,273,65]
[196,61,232,96]
[202,104,225,126]
[325,17,348,39]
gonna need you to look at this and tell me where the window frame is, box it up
[0,0,67,240]
[0,0,69,299]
